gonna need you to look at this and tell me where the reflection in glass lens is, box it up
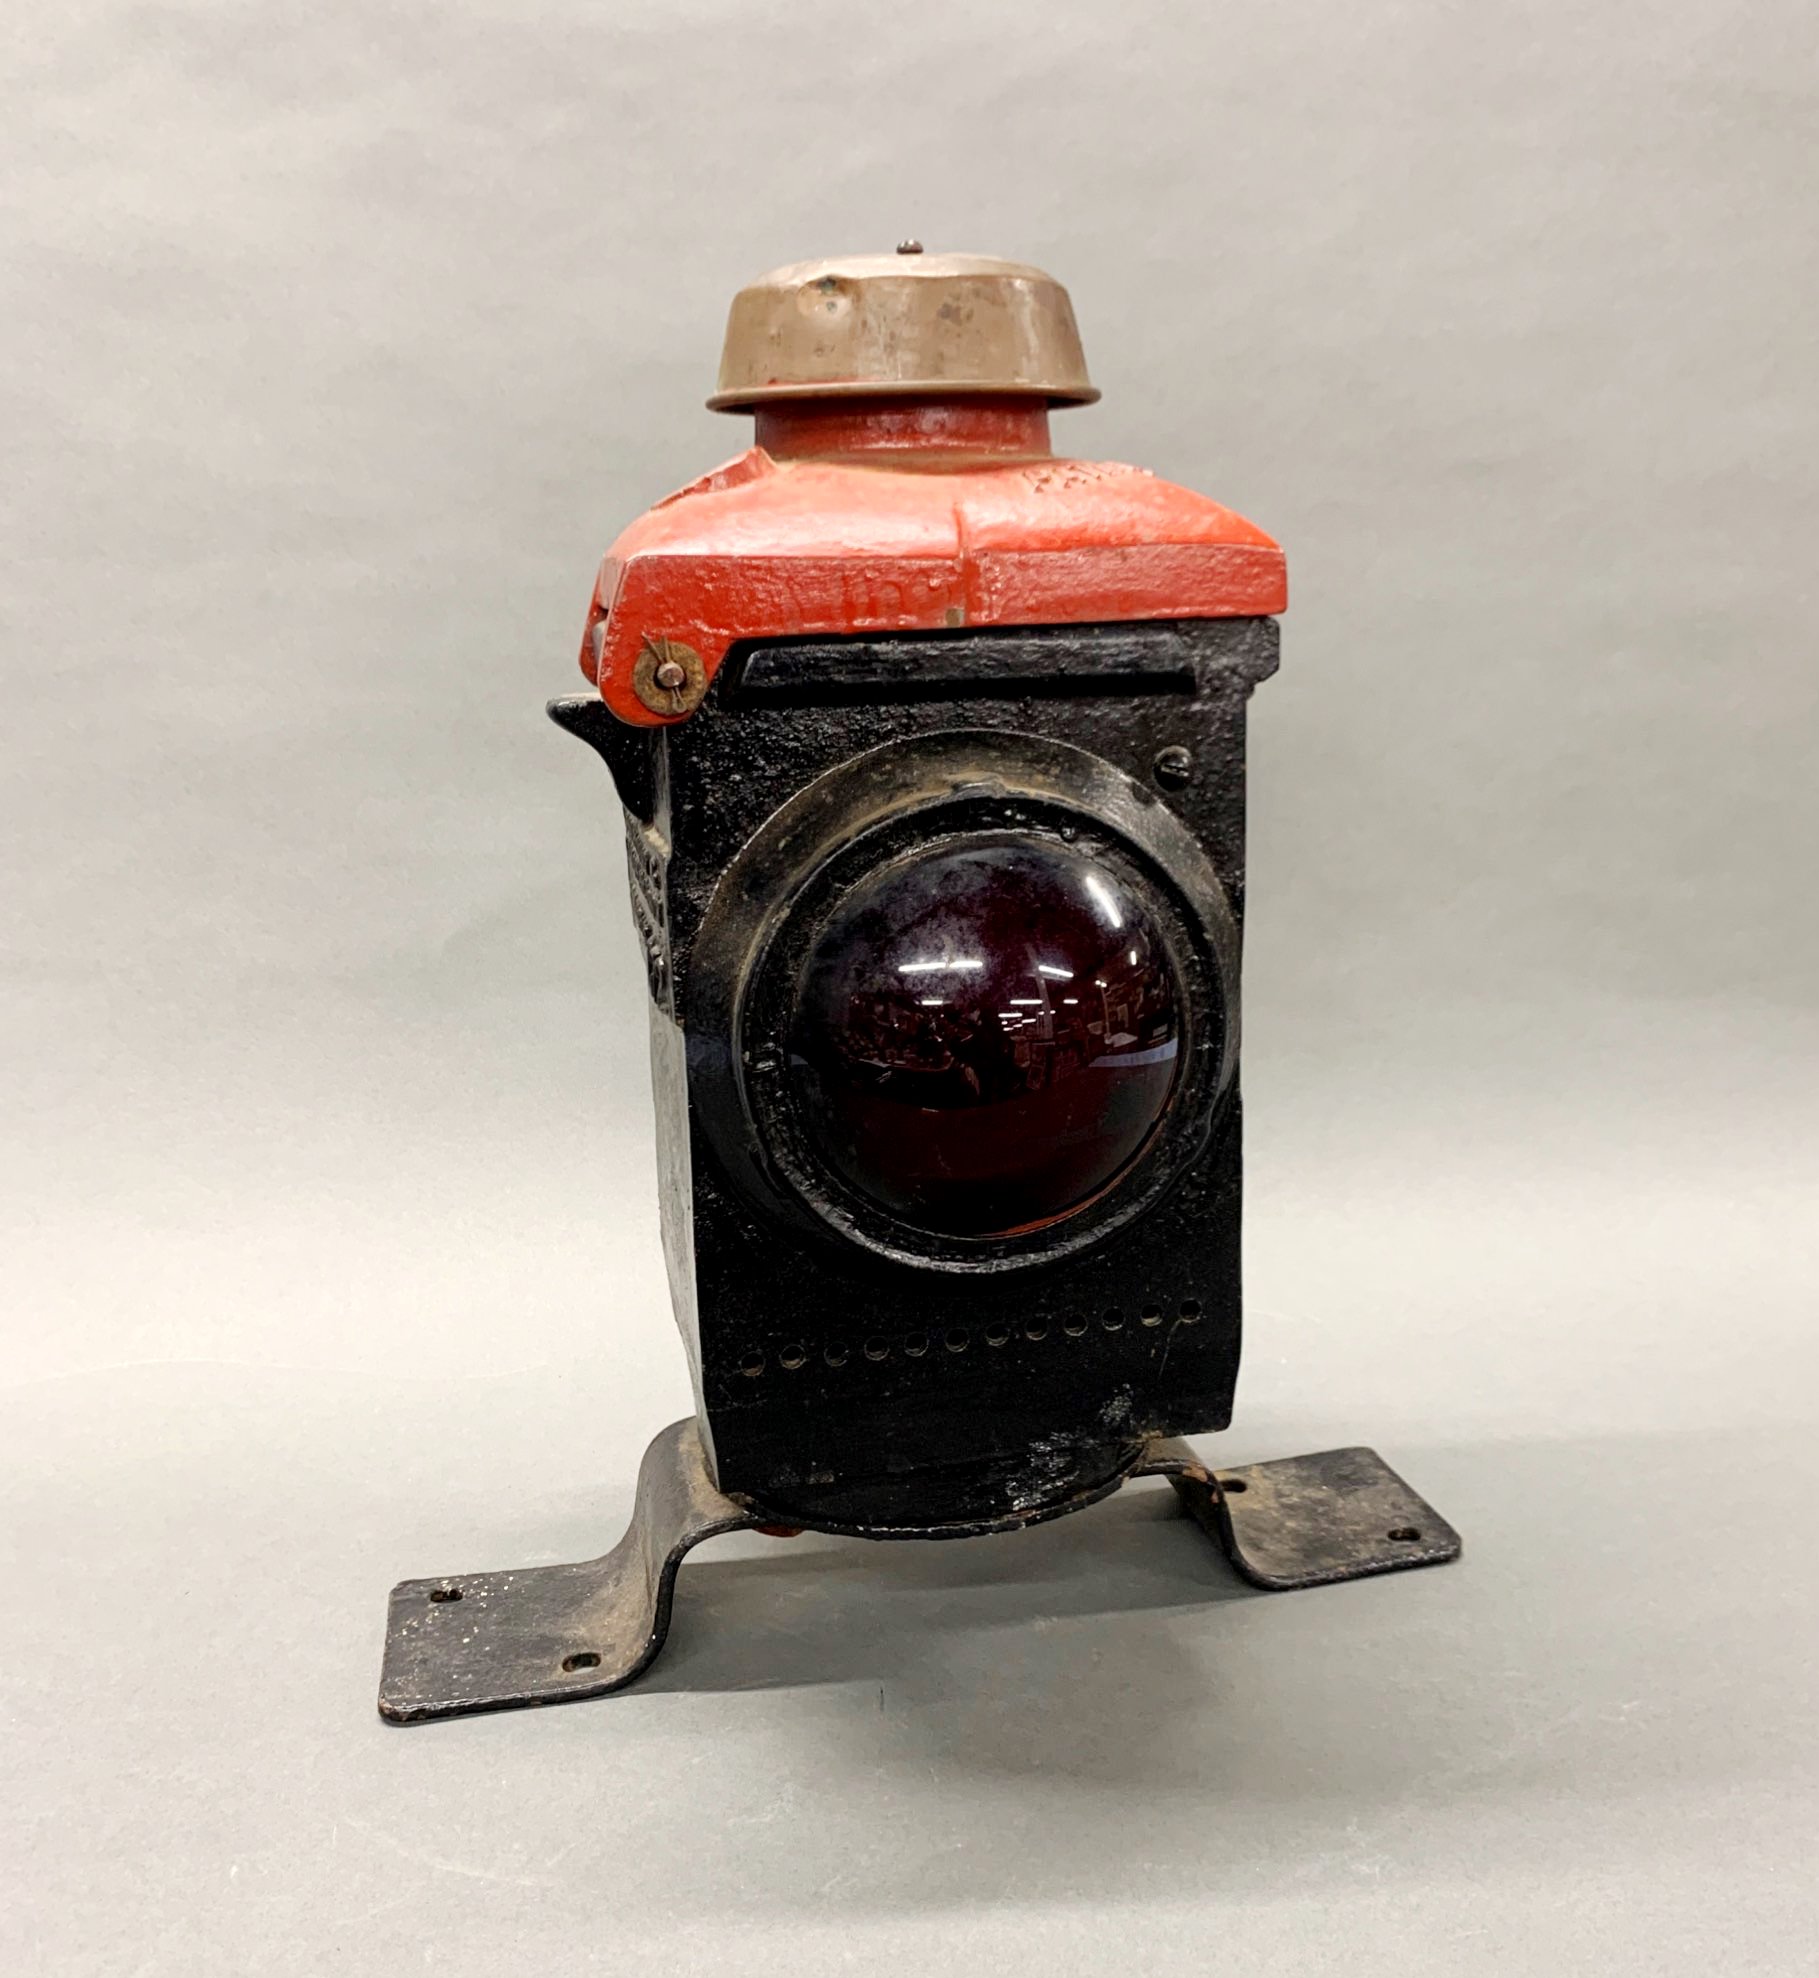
[787,839,1183,1237]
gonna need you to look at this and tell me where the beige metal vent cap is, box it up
[708,248,1099,412]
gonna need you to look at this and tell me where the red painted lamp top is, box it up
[579,256,1285,727]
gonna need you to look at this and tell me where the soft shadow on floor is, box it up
[604,1428,1812,1916]
[647,1474,1255,1705]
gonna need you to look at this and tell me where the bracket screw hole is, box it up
[1219,1478,1248,1494]
[1387,1526,1421,1543]
[561,1651,602,1673]
[428,1586,463,1603]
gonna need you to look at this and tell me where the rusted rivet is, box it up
[631,634,707,716]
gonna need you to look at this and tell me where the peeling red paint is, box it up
[578,437,1286,724]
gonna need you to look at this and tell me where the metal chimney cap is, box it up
[708,251,1099,413]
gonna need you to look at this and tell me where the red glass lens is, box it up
[787,839,1182,1237]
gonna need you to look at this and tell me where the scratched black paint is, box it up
[552,617,1278,1531]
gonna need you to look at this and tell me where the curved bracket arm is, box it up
[1139,1438,1462,1590]
[378,1419,756,1724]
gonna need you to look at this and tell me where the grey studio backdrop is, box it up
[4,3,1815,1974]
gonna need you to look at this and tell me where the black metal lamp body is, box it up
[587,618,1272,1534]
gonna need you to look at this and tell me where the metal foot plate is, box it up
[1142,1441,1462,1588]
[378,1419,757,1724]
[379,1428,1459,1722]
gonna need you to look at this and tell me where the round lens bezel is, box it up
[686,731,1241,1276]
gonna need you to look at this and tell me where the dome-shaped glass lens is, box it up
[786,838,1183,1238]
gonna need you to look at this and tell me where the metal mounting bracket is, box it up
[378,1419,1460,1724]
[1135,1438,1463,1588]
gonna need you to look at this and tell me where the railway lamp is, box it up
[379,249,1459,1723]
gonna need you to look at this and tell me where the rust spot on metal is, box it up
[631,633,706,717]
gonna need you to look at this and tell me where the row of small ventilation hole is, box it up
[739,1301,1203,1378]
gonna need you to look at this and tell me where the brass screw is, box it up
[632,633,706,716]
